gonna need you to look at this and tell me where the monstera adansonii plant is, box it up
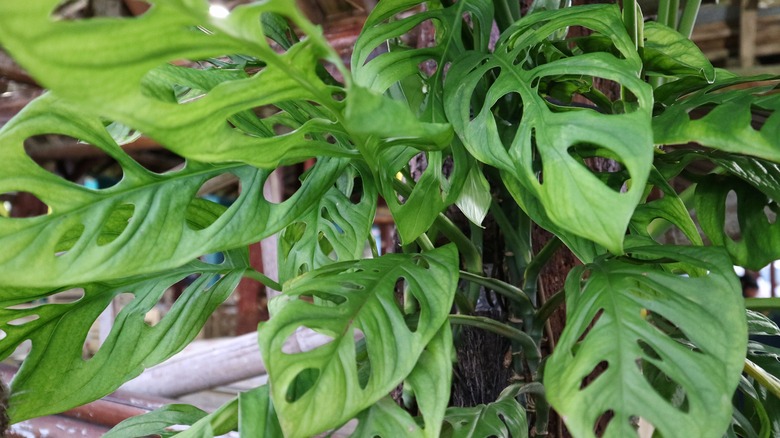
[0,0,779,436]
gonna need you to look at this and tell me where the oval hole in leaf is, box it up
[24,134,123,189]
[54,223,86,256]
[51,0,90,20]
[566,143,627,193]
[85,292,135,359]
[594,409,615,435]
[687,103,715,121]
[7,315,40,326]
[298,291,347,306]
[7,288,85,310]
[185,174,237,230]
[97,203,135,246]
[355,329,371,390]
[724,189,742,242]
[764,203,777,225]
[580,360,609,390]
[286,367,320,402]
[641,358,690,414]
[282,327,335,355]
[1,191,49,218]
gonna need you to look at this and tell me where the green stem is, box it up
[534,287,565,329]
[745,358,780,400]
[243,268,282,291]
[623,0,638,49]
[667,0,680,29]
[449,314,540,372]
[657,0,671,27]
[416,232,435,251]
[523,237,563,305]
[459,270,533,312]
[678,0,702,39]
[647,183,698,239]
[494,0,519,32]
[745,298,780,311]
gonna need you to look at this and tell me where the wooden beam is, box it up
[235,242,267,334]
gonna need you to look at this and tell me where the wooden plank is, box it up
[740,0,759,67]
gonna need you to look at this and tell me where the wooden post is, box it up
[740,0,758,68]
[235,242,266,334]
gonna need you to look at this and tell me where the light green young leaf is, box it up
[350,0,492,243]
[175,397,239,438]
[695,175,780,270]
[351,397,424,437]
[0,0,350,168]
[4,249,248,422]
[546,245,747,438]
[442,384,529,438]
[259,245,458,438]
[456,164,492,226]
[406,323,454,438]
[445,4,654,254]
[641,21,715,81]
[630,168,703,246]
[279,164,378,283]
[0,94,347,288]
[104,404,208,438]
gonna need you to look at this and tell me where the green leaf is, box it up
[654,77,780,163]
[259,245,459,437]
[0,94,347,288]
[278,164,378,283]
[104,404,208,438]
[0,0,350,168]
[442,384,529,438]
[630,168,703,246]
[352,397,424,437]
[175,397,239,438]
[641,22,715,81]
[406,323,454,438]
[456,164,492,226]
[748,310,780,336]
[3,249,248,422]
[238,385,283,438]
[444,4,654,254]
[545,245,747,437]
[695,175,780,270]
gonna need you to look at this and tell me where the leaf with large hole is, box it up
[0,94,346,288]
[259,245,458,437]
[695,175,780,269]
[545,245,747,437]
[278,164,377,283]
[0,0,351,168]
[2,247,249,422]
[441,383,529,438]
[654,77,780,162]
[444,4,653,253]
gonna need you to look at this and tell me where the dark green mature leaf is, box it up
[695,175,780,270]
[641,22,715,81]
[442,384,529,438]
[546,245,747,437]
[259,245,458,437]
[238,385,284,437]
[445,4,654,254]
[279,164,378,283]
[3,249,247,422]
[748,310,780,336]
[104,404,208,438]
